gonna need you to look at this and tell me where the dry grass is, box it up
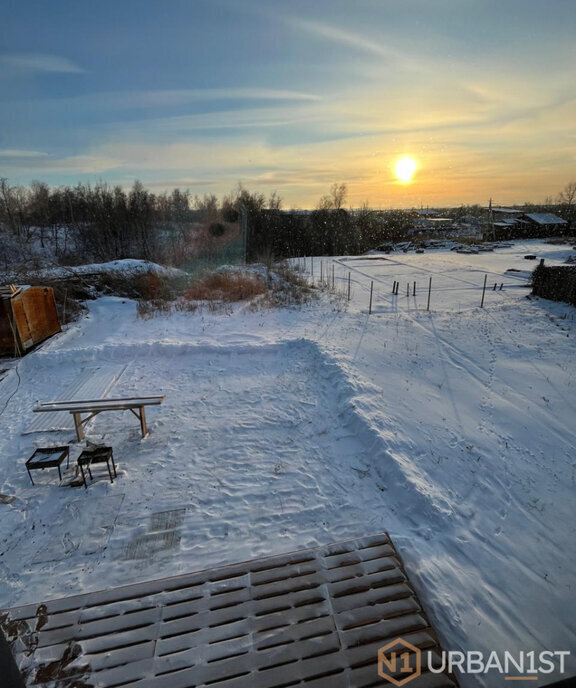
[267,263,316,307]
[136,269,268,318]
[181,271,267,303]
[136,263,321,318]
[137,298,176,319]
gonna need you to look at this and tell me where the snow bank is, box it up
[2,258,186,283]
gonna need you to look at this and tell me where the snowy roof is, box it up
[493,220,518,227]
[523,213,567,225]
[486,207,522,214]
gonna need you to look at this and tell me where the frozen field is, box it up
[0,240,575,686]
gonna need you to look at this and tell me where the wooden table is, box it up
[33,396,165,441]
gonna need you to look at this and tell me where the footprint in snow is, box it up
[63,533,79,555]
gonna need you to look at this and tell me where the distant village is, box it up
[407,205,569,241]
[278,204,571,243]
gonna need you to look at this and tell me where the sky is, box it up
[1,0,575,209]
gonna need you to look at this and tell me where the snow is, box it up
[4,258,185,283]
[0,239,575,686]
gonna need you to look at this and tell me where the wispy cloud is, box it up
[0,53,84,74]
[294,19,405,62]
[97,103,326,140]
[135,88,322,105]
[19,87,321,113]
[0,149,50,158]
[289,18,429,75]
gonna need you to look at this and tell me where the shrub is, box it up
[181,271,267,303]
[532,264,576,306]
[209,222,226,237]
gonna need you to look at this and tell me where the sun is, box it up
[394,156,418,183]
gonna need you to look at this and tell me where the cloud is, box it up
[18,88,321,115]
[293,19,407,63]
[130,88,322,105]
[0,53,84,74]
[0,151,121,175]
[289,18,435,77]
[97,103,326,141]
[0,149,50,158]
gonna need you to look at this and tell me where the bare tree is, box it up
[558,181,576,207]
[268,191,282,210]
[193,193,219,223]
[317,182,347,211]
[330,182,347,211]
[0,178,25,237]
[29,180,51,247]
[222,183,266,221]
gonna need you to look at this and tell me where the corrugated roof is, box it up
[486,207,522,214]
[524,213,567,225]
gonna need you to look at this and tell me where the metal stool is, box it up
[26,446,70,485]
[77,446,116,488]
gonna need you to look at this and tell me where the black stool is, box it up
[77,446,116,488]
[26,446,70,485]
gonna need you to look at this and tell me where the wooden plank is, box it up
[24,364,127,434]
[11,294,33,351]
[21,286,61,346]
[37,395,165,407]
[34,396,165,413]
[0,299,19,354]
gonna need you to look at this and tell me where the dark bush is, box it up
[532,263,576,306]
[222,207,239,223]
[209,222,226,237]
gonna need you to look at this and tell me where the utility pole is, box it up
[489,198,495,242]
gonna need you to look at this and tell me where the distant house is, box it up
[483,207,569,240]
[410,217,453,234]
[409,209,480,238]
[519,213,568,234]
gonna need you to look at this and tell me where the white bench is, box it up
[33,396,165,441]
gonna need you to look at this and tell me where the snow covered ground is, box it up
[10,257,186,283]
[0,240,575,686]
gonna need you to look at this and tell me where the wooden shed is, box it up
[0,285,61,356]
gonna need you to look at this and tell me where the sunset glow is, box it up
[1,2,574,207]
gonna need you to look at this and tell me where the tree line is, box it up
[0,178,233,264]
[0,177,574,269]
[0,178,412,266]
